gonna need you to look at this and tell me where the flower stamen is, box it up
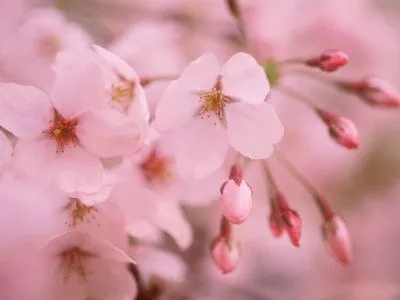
[60,247,93,282]
[45,109,78,153]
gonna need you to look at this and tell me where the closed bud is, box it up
[220,179,252,224]
[338,77,400,108]
[317,109,359,149]
[305,49,349,72]
[210,235,240,274]
[281,209,302,247]
[269,214,284,237]
[322,215,352,265]
[268,194,302,247]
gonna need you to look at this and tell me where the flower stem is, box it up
[274,150,334,219]
[277,85,318,109]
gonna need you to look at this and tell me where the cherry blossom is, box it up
[0,58,144,193]
[35,231,137,300]
[111,135,227,249]
[153,52,284,178]
[0,7,91,91]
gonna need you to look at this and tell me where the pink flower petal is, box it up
[180,53,221,91]
[154,201,193,250]
[0,131,12,169]
[9,139,55,188]
[0,83,52,138]
[77,110,143,157]
[221,52,270,105]
[51,62,107,119]
[52,146,103,194]
[225,102,283,159]
[131,245,187,283]
[153,80,200,132]
[108,182,157,222]
[92,44,139,81]
[174,117,229,178]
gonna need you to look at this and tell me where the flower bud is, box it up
[210,235,240,274]
[269,214,284,238]
[220,179,252,224]
[317,109,359,149]
[305,50,349,72]
[322,215,352,265]
[268,194,302,247]
[338,77,400,108]
[281,209,302,247]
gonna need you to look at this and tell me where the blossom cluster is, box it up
[0,0,399,299]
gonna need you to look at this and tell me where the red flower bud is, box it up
[210,235,240,274]
[281,209,302,247]
[338,77,400,108]
[322,215,352,265]
[305,50,349,72]
[268,194,302,247]
[269,214,284,238]
[317,109,359,149]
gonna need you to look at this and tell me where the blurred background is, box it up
[2,0,400,299]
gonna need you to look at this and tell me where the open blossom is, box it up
[35,231,136,300]
[111,134,227,249]
[153,52,284,178]
[0,59,144,193]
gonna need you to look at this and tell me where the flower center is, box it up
[140,150,173,184]
[39,35,61,57]
[65,198,98,228]
[60,247,92,282]
[45,110,78,153]
[198,79,231,121]
[110,78,135,109]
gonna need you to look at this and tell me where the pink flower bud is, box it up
[317,109,359,149]
[339,77,400,108]
[281,209,302,247]
[305,50,349,72]
[220,179,252,224]
[268,194,302,247]
[269,214,284,237]
[210,235,240,274]
[322,215,352,265]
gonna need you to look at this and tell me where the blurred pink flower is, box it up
[36,231,136,300]
[0,7,91,91]
[111,135,227,249]
[154,52,283,178]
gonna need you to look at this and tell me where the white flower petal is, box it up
[0,83,52,138]
[225,102,283,159]
[222,52,269,105]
